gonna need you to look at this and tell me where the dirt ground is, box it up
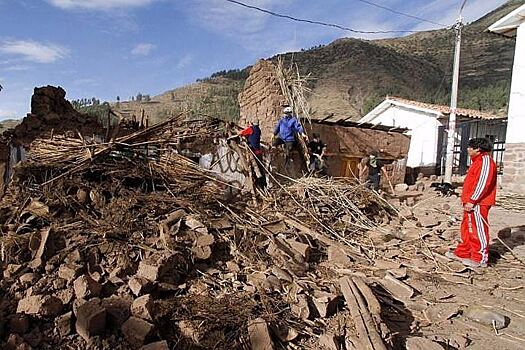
[381,184,525,350]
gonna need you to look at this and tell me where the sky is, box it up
[0,0,509,120]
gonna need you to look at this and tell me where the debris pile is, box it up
[0,113,398,349]
[1,113,524,350]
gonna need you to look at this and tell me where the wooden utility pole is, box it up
[443,11,465,184]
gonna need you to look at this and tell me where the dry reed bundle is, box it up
[275,57,312,122]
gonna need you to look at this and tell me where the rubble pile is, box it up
[1,113,524,350]
[0,113,398,349]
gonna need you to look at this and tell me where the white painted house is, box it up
[488,3,525,194]
[359,97,506,176]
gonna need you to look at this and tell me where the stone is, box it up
[17,295,63,317]
[398,227,421,241]
[415,214,439,228]
[463,305,507,330]
[291,294,310,320]
[270,267,293,283]
[101,296,132,329]
[248,318,274,350]
[327,246,351,266]
[136,252,186,284]
[395,183,409,192]
[139,341,169,350]
[262,275,282,292]
[75,299,106,341]
[55,288,74,305]
[18,273,36,285]
[128,276,153,297]
[319,333,339,350]
[405,337,444,350]
[58,264,81,283]
[56,312,73,337]
[226,261,240,273]
[312,291,340,318]
[23,327,42,347]
[285,238,311,261]
[131,295,154,321]
[122,317,155,348]
[74,275,102,300]
[53,278,67,290]
[16,343,32,350]
[9,314,29,334]
[4,264,22,279]
[247,272,267,289]
[6,333,25,349]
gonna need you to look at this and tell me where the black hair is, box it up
[468,138,493,152]
[313,133,320,139]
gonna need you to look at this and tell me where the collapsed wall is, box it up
[0,86,104,196]
[238,60,287,143]
[8,86,103,147]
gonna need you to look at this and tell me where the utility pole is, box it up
[443,14,464,184]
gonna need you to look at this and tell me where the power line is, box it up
[224,0,437,34]
[355,0,448,27]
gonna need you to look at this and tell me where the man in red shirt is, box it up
[446,138,497,268]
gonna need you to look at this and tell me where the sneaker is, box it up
[462,259,488,268]
[444,251,469,263]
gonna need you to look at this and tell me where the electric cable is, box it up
[224,0,441,34]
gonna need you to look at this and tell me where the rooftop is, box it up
[488,3,525,37]
[360,96,505,123]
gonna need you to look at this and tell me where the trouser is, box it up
[367,173,380,191]
[272,137,295,158]
[253,153,267,189]
[309,156,323,172]
[455,205,491,264]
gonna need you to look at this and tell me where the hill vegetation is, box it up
[113,0,518,123]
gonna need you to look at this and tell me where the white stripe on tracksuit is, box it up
[473,206,488,264]
[471,155,489,201]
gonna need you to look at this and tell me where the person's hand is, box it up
[463,202,474,212]
[302,133,309,142]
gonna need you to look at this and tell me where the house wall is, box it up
[362,105,441,168]
[308,123,410,185]
[503,23,525,194]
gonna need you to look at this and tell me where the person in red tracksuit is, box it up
[446,138,497,268]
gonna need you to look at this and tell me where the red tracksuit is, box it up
[455,152,497,264]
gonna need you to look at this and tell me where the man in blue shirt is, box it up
[272,106,307,161]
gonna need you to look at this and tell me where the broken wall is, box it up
[307,122,410,184]
[238,60,287,143]
[0,86,105,197]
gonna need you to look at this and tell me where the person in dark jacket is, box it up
[239,119,262,156]
[238,119,266,188]
[308,133,326,173]
[367,151,385,191]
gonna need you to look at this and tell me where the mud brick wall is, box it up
[238,60,287,143]
[10,86,103,147]
[308,123,410,184]
[502,143,525,194]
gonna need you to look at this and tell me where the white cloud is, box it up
[131,43,156,56]
[74,78,99,86]
[5,65,32,71]
[46,0,158,11]
[176,53,193,69]
[0,108,19,119]
[406,0,508,32]
[0,40,69,63]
